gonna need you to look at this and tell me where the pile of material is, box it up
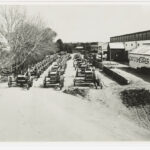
[103,66,130,85]
[63,87,88,98]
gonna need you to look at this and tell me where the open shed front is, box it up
[108,42,126,61]
[129,45,150,69]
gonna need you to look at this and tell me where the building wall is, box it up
[111,41,150,61]
[129,53,150,69]
[124,41,137,51]
[124,40,150,51]
[137,40,150,46]
[109,30,150,62]
[98,43,108,53]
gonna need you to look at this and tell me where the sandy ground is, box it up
[103,60,150,85]
[102,61,150,130]
[0,54,150,141]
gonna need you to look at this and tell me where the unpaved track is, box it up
[0,54,150,141]
[64,57,76,88]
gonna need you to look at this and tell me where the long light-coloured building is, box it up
[110,30,150,62]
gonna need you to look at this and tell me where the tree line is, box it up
[0,6,58,74]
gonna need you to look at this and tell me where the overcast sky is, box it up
[24,4,150,43]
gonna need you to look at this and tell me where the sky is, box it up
[23,4,150,43]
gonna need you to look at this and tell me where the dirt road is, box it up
[0,54,150,141]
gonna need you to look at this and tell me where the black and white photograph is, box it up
[1,0,150,146]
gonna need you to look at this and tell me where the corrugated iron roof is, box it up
[109,42,124,49]
[110,30,150,39]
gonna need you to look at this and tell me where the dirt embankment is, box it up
[119,87,150,129]
[63,54,150,133]
[64,80,150,131]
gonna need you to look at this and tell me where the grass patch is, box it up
[120,88,150,107]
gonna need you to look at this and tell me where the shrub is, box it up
[120,88,150,107]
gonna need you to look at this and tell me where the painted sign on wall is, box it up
[129,53,150,69]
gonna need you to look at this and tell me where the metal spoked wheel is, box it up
[59,82,64,90]
[100,82,103,89]
[26,84,30,90]
[8,77,12,87]
[8,82,12,87]
[94,82,97,89]
[43,82,46,88]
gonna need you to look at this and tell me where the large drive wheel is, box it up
[8,81,12,87]
[94,81,97,89]
[43,77,47,88]
[20,83,23,87]
[27,80,32,89]
[8,77,12,87]
[43,81,46,88]
[59,83,62,90]
[26,84,30,90]
[59,81,64,90]
[30,81,33,87]
[76,70,78,77]
[100,81,103,89]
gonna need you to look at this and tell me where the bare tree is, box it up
[0,6,25,40]
[0,6,58,73]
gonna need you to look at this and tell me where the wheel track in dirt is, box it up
[142,105,150,125]
[132,106,150,129]
[132,107,147,128]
